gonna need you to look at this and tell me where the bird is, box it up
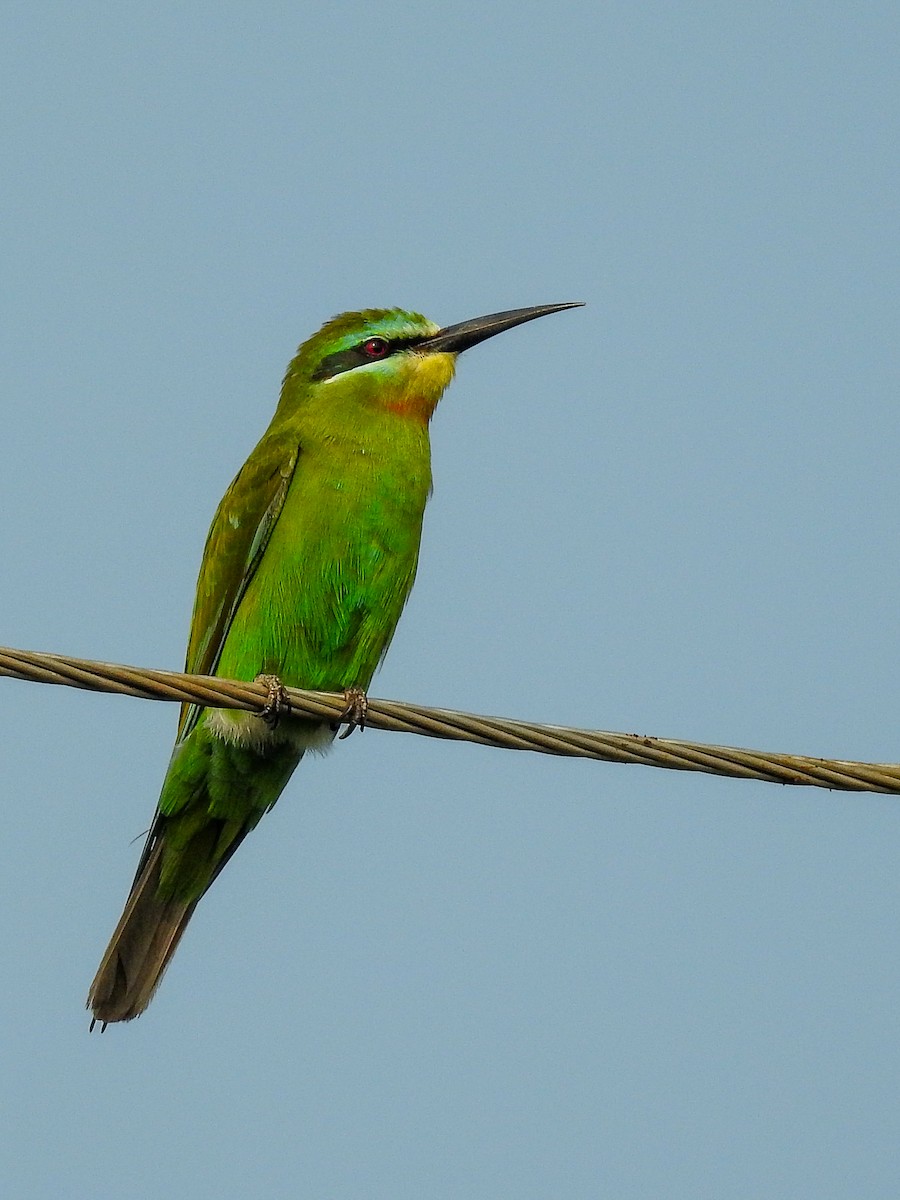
[88,301,583,1026]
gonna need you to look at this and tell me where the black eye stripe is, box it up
[311,335,424,382]
[311,347,370,381]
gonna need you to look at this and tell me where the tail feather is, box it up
[87,839,197,1026]
[88,727,305,1025]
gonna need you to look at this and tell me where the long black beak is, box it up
[418,302,584,355]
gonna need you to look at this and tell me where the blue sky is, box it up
[2,3,900,1197]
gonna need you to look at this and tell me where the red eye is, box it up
[362,337,389,359]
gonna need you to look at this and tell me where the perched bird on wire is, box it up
[88,301,582,1026]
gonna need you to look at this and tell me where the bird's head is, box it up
[279,303,583,424]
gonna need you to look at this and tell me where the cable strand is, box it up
[2,643,899,794]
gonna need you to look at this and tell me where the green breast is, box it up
[215,417,432,692]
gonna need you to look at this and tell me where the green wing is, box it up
[177,430,300,740]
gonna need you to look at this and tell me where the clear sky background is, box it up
[2,3,899,1197]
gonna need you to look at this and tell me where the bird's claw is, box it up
[255,674,290,729]
[334,687,368,739]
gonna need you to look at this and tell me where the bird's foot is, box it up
[334,687,368,740]
[255,674,291,729]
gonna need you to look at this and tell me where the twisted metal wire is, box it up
[2,643,899,794]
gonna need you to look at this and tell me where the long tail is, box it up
[88,724,306,1025]
[87,836,197,1027]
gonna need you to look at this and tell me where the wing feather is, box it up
[177,432,300,740]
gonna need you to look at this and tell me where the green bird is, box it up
[88,301,582,1026]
